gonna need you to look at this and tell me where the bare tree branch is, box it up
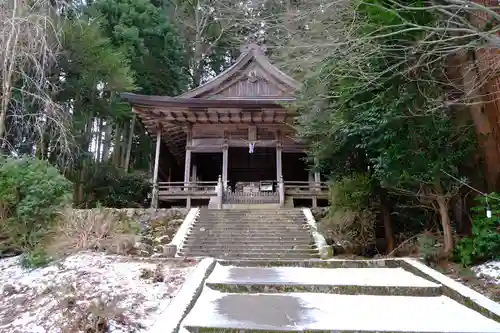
[0,0,72,160]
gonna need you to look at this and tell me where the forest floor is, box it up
[437,260,500,302]
[0,252,197,333]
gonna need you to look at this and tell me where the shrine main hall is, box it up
[121,44,327,208]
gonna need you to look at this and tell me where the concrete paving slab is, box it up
[182,289,500,332]
[206,263,440,288]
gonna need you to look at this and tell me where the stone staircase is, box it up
[178,208,319,260]
[169,260,500,333]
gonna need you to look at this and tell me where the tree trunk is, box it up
[121,122,128,168]
[96,118,102,162]
[124,115,136,172]
[462,51,500,192]
[112,124,122,167]
[102,121,112,162]
[380,199,394,253]
[0,2,19,145]
[436,196,453,255]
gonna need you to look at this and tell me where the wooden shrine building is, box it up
[121,44,328,208]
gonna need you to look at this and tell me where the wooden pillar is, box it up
[184,124,192,208]
[313,158,320,208]
[276,142,283,181]
[191,163,197,182]
[222,144,228,189]
[314,157,321,183]
[184,150,192,187]
[314,171,321,183]
[310,171,317,208]
[151,128,161,209]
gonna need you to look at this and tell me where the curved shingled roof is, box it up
[121,44,300,160]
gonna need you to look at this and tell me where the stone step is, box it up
[208,218,306,220]
[192,218,307,225]
[182,237,313,245]
[189,228,310,232]
[206,283,441,296]
[182,289,500,333]
[191,226,306,231]
[181,240,316,248]
[198,214,306,217]
[199,219,306,223]
[185,231,312,237]
[181,248,319,256]
[205,264,442,296]
[186,230,312,237]
[198,216,305,220]
[189,225,310,230]
[199,216,307,224]
[194,219,307,223]
[201,209,305,212]
[182,244,317,251]
[200,215,305,218]
[190,225,309,230]
[194,218,307,222]
[179,252,319,259]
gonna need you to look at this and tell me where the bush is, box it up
[320,173,377,254]
[0,156,72,262]
[81,163,151,208]
[453,194,500,266]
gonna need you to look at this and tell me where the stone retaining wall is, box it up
[72,208,189,257]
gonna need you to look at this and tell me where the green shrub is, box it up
[453,193,500,266]
[417,232,441,264]
[321,173,377,254]
[0,156,72,264]
[81,163,151,208]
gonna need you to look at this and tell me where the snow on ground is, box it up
[473,261,500,285]
[0,252,196,333]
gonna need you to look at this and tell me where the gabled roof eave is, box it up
[179,44,301,99]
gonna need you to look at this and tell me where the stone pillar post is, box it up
[279,176,285,207]
[217,175,223,209]
[151,128,161,209]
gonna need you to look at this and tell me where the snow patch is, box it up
[473,261,500,284]
[0,252,195,333]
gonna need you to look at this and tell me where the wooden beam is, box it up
[219,110,230,122]
[208,111,219,123]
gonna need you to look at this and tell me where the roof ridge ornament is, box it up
[240,43,267,55]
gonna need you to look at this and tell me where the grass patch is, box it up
[44,208,140,261]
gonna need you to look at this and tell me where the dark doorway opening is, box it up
[194,152,221,181]
[228,147,276,185]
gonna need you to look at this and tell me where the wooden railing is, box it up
[224,191,280,204]
[157,181,218,199]
[283,181,329,198]
[153,179,328,208]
